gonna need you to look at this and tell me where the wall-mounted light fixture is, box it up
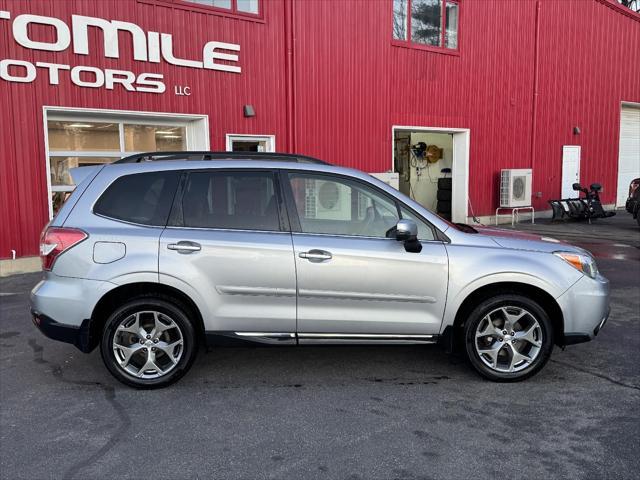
[573,126,581,135]
[243,105,255,117]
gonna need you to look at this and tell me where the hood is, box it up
[473,226,585,254]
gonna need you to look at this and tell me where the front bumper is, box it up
[31,310,97,353]
[557,273,610,346]
[563,308,609,345]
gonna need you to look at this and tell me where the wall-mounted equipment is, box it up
[500,169,532,208]
[426,145,443,163]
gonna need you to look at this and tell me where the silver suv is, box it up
[31,152,610,388]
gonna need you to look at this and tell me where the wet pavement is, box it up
[1,217,639,480]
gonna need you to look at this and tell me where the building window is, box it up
[177,0,259,15]
[393,0,459,51]
[47,120,187,215]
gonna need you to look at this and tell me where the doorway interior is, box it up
[392,126,469,223]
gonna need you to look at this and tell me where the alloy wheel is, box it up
[474,306,543,373]
[112,310,184,379]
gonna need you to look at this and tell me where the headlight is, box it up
[553,251,598,279]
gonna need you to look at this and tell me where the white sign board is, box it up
[561,145,581,198]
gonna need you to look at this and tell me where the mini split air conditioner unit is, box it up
[500,169,532,208]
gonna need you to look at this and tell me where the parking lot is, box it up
[1,216,638,480]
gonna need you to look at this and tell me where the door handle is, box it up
[299,250,332,262]
[167,241,201,253]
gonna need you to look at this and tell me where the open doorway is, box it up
[392,126,469,223]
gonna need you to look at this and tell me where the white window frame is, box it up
[43,106,210,219]
[225,134,276,152]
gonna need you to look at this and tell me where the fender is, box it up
[440,245,583,333]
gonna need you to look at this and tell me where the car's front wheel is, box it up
[464,294,554,382]
[100,297,198,389]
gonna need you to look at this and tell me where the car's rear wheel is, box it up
[464,294,554,382]
[100,297,198,389]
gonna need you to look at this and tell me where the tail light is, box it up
[629,179,640,197]
[39,227,87,271]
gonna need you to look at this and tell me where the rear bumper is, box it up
[31,310,97,353]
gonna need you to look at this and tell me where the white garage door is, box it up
[617,105,640,207]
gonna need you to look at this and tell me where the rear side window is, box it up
[177,171,281,231]
[94,171,180,226]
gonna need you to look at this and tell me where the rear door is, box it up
[282,171,449,339]
[159,169,296,338]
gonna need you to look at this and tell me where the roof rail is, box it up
[114,151,329,165]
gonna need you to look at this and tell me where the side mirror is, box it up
[572,183,581,191]
[395,219,417,241]
[395,219,422,253]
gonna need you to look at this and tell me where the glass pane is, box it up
[48,121,119,152]
[94,171,181,226]
[400,206,435,240]
[289,173,399,238]
[411,0,442,46]
[183,0,232,8]
[393,0,408,41]
[49,156,117,187]
[180,172,280,231]
[445,1,458,49]
[237,0,259,14]
[123,125,186,152]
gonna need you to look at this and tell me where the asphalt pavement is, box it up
[1,215,638,480]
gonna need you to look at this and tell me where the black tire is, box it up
[463,294,554,382]
[438,178,452,190]
[100,296,198,389]
[437,190,452,201]
[437,200,451,213]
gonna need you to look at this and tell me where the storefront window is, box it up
[124,125,186,152]
[47,118,188,215]
[392,0,459,52]
[50,156,115,187]
[48,121,119,152]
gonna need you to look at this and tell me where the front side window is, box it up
[399,206,436,241]
[94,171,180,226]
[178,171,280,231]
[392,0,459,51]
[288,173,400,238]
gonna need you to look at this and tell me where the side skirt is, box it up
[205,331,439,347]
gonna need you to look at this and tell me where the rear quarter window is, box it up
[93,171,180,226]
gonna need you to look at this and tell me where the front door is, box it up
[159,169,296,339]
[282,171,449,339]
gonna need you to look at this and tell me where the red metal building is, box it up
[0,0,639,261]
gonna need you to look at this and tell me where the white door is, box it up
[617,106,640,207]
[561,146,581,198]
